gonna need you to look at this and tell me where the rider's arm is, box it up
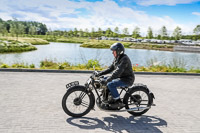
[98,63,114,76]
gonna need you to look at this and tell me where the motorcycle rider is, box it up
[96,42,135,108]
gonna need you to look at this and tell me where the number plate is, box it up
[66,81,79,89]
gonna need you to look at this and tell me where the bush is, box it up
[11,63,29,68]
[40,59,58,69]
[29,64,35,68]
[58,64,65,70]
[1,64,9,68]
[85,59,101,69]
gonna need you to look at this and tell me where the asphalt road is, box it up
[0,72,200,133]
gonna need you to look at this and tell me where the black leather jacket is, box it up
[99,54,135,86]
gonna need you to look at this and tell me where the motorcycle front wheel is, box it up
[62,86,95,117]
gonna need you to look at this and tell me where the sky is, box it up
[0,0,200,36]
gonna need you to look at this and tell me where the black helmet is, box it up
[110,43,125,56]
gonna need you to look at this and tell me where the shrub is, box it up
[85,59,101,69]
[40,59,58,69]
[29,64,35,68]
[1,64,9,68]
[11,63,29,68]
[58,64,65,70]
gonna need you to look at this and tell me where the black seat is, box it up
[118,86,129,89]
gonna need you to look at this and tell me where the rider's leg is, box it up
[107,78,128,100]
[107,79,127,108]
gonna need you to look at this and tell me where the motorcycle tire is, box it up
[62,85,95,117]
[124,86,153,116]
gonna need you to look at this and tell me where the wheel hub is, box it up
[132,94,142,104]
[73,97,82,106]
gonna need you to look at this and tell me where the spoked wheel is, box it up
[62,86,95,117]
[124,86,152,116]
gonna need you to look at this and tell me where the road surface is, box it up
[0,72,200,133]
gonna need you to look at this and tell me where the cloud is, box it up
[0,0,197,35]
[192,12,200,16]
[135,0,200,6]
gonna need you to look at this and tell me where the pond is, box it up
[0,42,200,69]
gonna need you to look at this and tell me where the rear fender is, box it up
[127,83,155,99]
[150,92,155,99]
[129,83,150,92]
[124,83,155,106]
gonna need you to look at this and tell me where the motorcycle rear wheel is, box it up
[62,86,95,117]
[124,86,152,116]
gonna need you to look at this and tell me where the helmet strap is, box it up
[120,51,124,55]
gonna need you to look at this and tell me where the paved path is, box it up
[0,72,200,133]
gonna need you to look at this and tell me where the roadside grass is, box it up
[40,59,103,70]
[0,59,199,73]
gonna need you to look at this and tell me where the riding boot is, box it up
[102,88,109,104]
[111,99,125,109]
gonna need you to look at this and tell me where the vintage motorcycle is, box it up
[62,71,155,117]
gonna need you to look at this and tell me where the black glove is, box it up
[100,78,107,85]
[94,71,101,77]
[106,77,112,82]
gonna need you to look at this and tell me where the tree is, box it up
[122,27,129,37]
[10,19,25,40]
[78,29,84,37]
[84,28,89,37]
[0,22,8,36]
[157,34,161,40]
[113,27,119,37]
[91,27,95,38]
[0,18,48,36]
[159,26,168,40]
[0,18,3,23]
[73,28,78,37]
[173,26,182,40]
[29,26,37,36]
[97,28,103,37]
[68,29,73,37]
[147,27,153,39]
[193,25,200,35]
[37,23,48,35]
[132,26,140,39]
[105,28,113,37]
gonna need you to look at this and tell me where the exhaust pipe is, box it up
[127,106,150,111]
[110,106,150,112]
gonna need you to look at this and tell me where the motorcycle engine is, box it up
[94,81,101,88]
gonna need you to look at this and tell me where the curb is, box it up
[0,68,92,73]
[0,68,200,76]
